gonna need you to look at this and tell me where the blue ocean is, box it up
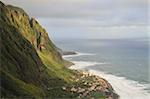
[37,16,150,99]
[54,38,150,99]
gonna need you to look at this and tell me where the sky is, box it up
[2,0,149,39]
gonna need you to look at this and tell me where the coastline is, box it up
[64,52,150,99]
[63,52,119,99]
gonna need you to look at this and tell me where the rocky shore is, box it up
[61,52,119,98]
[62,51,77,56]
[62,70,119,99]
[57,48,77,56]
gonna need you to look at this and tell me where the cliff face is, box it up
[1,19,46,97]
[0,1,118,99]
[0,1,74,98]
[0,2,62,62]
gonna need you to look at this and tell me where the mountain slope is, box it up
[1,19,45,98]
[1,1,62,63]
[0,1,118,99]
[0,1,75,98]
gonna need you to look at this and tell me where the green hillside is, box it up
[0,1,118,99]
[0,1,76,98]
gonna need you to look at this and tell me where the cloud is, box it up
[2,0,148,39]
[37,18,147,28]
[2,0,148,24]
[37,18,148,39]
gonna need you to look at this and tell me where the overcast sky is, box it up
[2,0,149,39]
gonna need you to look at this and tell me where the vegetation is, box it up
[0,1,118,98]
[0,1,76,98]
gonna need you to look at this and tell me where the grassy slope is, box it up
[0,1,108,98]
[1,20,46,98]
[0,1,76,98]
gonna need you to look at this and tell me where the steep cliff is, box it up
[0,1,62,63]
[0,1,118,99]
[0,1,74,98]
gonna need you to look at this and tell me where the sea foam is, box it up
[88,70,150,99]
[66,52,150,99]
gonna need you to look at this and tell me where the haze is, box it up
[2,0,149,39]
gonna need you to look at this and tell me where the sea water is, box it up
[54,38,150,99]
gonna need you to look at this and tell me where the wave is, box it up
[69,60,150,99]
[66,52,150,98]
[69,61,106,69]
[88,70,150,99]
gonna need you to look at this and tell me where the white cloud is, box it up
[2,0,148,39]
[37,18,149,39]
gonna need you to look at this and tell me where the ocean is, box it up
[54,38,150,99]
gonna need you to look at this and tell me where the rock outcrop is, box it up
[62,71,119,99]
[0,1,62,62]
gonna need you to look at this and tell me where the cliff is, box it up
[0,1,118,99]
[0,1,74,98]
